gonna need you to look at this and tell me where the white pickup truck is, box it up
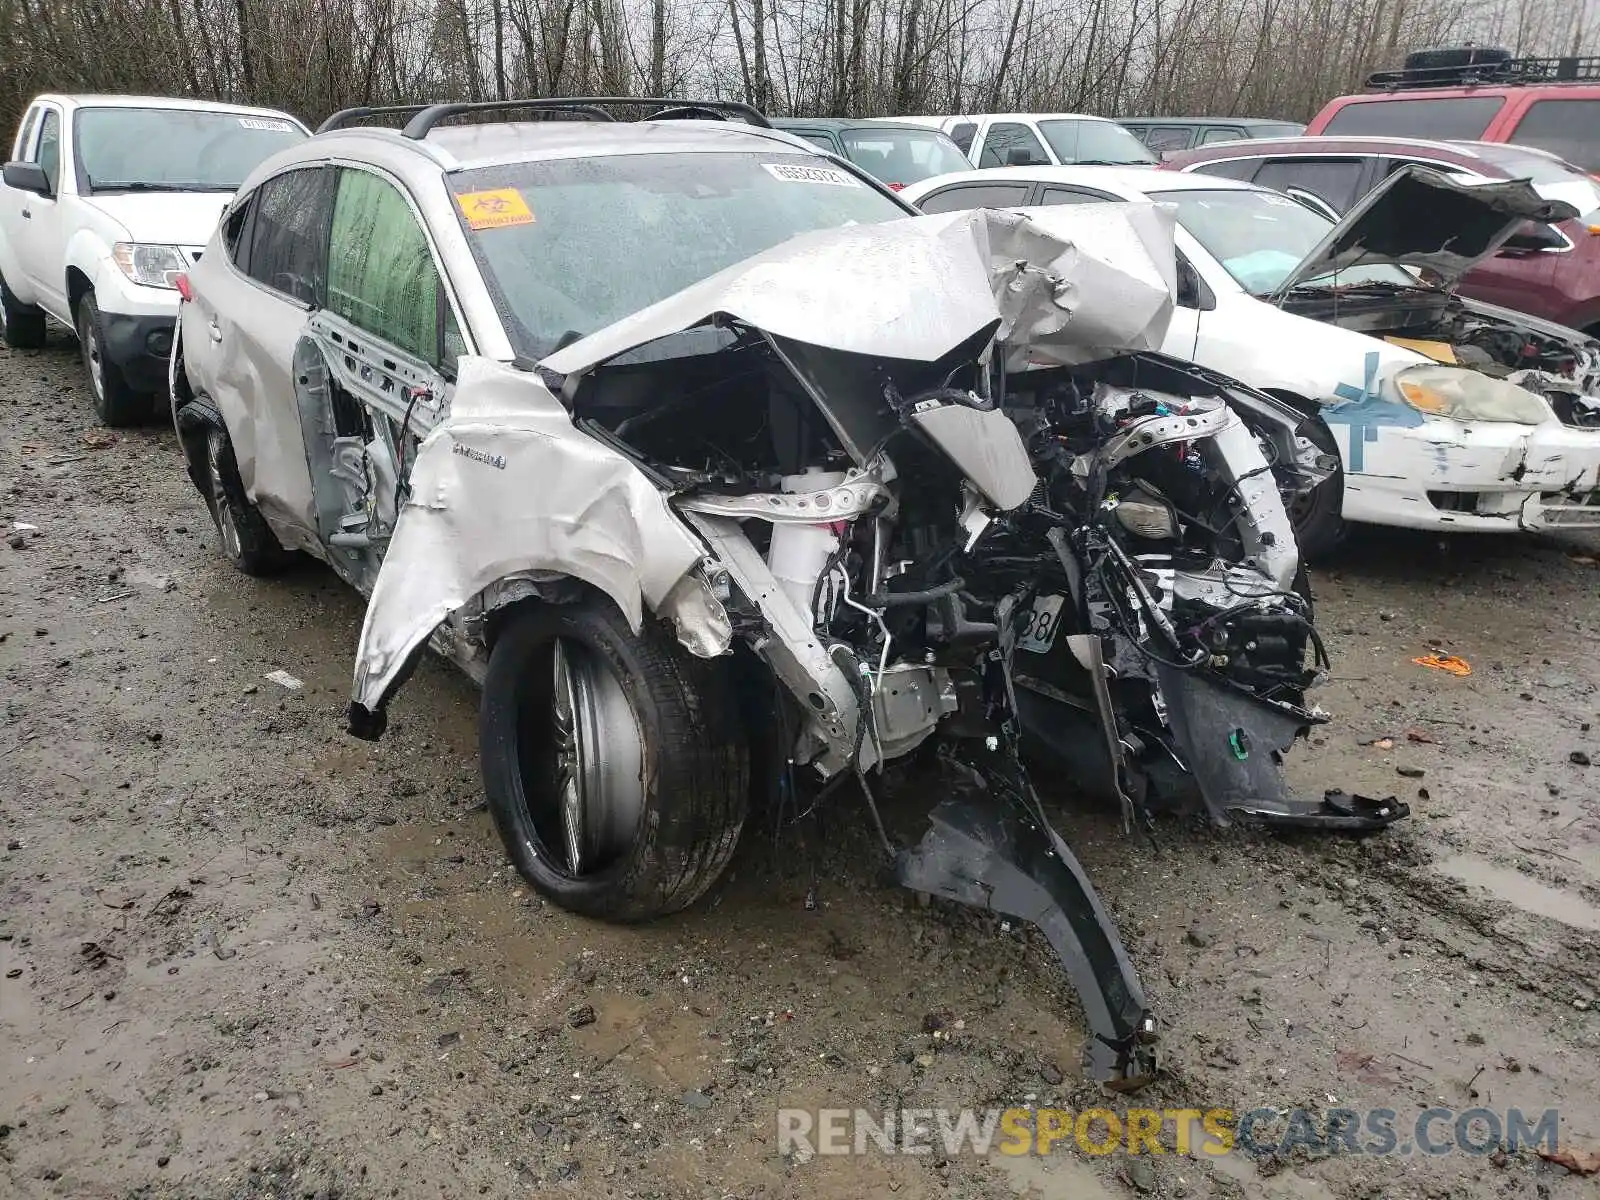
[0,94,309,424]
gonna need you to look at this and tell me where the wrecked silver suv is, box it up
[170,99,1389,1087]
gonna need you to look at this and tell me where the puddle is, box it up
[1436,854,1600,932]
[1177,1118,1342,1200]
[994,1149,1121,1198]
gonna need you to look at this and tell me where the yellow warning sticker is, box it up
[457,188,535,230]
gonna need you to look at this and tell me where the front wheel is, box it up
[480,600,748,922]
[77,291,145,426]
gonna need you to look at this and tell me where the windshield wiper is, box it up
[89,180,237,193]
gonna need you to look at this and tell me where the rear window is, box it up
[1321,96,1504,140]
[1509,99,1600,172]
[838,128,971,186]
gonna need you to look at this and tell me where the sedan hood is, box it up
[1269,164,1579,301]
[539,204,1179,377]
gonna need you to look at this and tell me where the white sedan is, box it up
[903,165,1600,555]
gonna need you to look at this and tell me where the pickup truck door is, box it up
[5,105,71,316]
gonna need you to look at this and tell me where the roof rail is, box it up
[397,97,772,139]
[1364,53,1600,91]
[317,100,621,133]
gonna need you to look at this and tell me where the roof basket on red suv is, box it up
[1365,46,1600,90]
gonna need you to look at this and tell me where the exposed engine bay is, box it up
[1284,286,1600,428]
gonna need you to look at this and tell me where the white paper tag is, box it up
[239,117,295,133]
[762,162,862,188]
[1017,595,1066,654]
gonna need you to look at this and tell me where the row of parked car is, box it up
[0,71,1593,1083]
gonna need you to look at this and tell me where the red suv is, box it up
[1306,50,1600,174]
[1163,136,1600,335]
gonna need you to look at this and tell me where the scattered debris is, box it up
[1538,1147,1600,1176]
[567,1004,596,1029]
[95,591,135,604]
[1397,766,1425,778]
[1412,654,1471,676]
[1371,737,1395,750]
[1571,751,1591,767]
[264,670,304,691]
[1405,728,1437,744]
[680,1089,712,1110]
[81,430,118,449]
[436,1031,461,1049]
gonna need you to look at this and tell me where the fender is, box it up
[347,357,728,732]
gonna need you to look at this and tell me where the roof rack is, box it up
[316,97,771,137]
[1364,52,1600,91]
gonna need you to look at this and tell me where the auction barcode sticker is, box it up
[763,162,862,187]
[239,118,296,133]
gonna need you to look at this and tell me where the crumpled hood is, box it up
[539,204,1179,377]
[1270,164,1580,300]
[80,191,232,248]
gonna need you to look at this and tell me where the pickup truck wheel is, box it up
[1286,418,1346,561]
[1,273,46,350]
[192,414,292,576]
[77,292,145,426]
[480,600,748,923]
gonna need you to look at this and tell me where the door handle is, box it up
[207,321,223,344]
[20,209,30,219]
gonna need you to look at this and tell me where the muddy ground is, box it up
[3,329,1600,1200]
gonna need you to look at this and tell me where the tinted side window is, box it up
[1191,157,1262,181]
[222,195,255,271]
[1145,126,1195,153]
[1251,158,1367,211]
[327,169,445,365]
[33,110,61,193]
[1510,99,1600,173]
[948,121,977,153]
[1040,186,1116,204]
[15,107,38,160]
[1321,96,1503,139]
[1200,126,1246,145]
[917,182,1034,213]
[979,123,1048,168]
[247,168,333,304]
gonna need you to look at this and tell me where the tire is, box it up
[77,291,146,426]
[1,271,46,350]
[481,600,748,922]
[1286,417,1346,561]
[183,405,292,576]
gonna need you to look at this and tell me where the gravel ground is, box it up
[4,329,1600,1200]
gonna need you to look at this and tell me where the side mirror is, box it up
[1500,220,1568,254]
[2,161,52,197]
[1005,147,1043,167]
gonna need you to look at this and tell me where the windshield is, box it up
[450,152,911,358]
[1151,187,1415,294]
[839,128,971,186]
[74,107,306,192]
[1037,119,1155,165]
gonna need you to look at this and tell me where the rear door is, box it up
[195,164,335,543]
[913,180,1038,212]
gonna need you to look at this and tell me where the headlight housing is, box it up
[1394,363,1552,425]
[112,243,187,290]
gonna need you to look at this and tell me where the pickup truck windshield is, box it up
[1037,120,1155,165]
[74,108,306,193]
[450,151,910,359]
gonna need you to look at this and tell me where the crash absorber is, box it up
[767,469,847,619]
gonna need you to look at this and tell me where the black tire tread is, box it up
[1,273,46,350]
[176,400,292,577]
[481,601,748,923]
[78,291,146,426]
[1290,416,1346,562]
